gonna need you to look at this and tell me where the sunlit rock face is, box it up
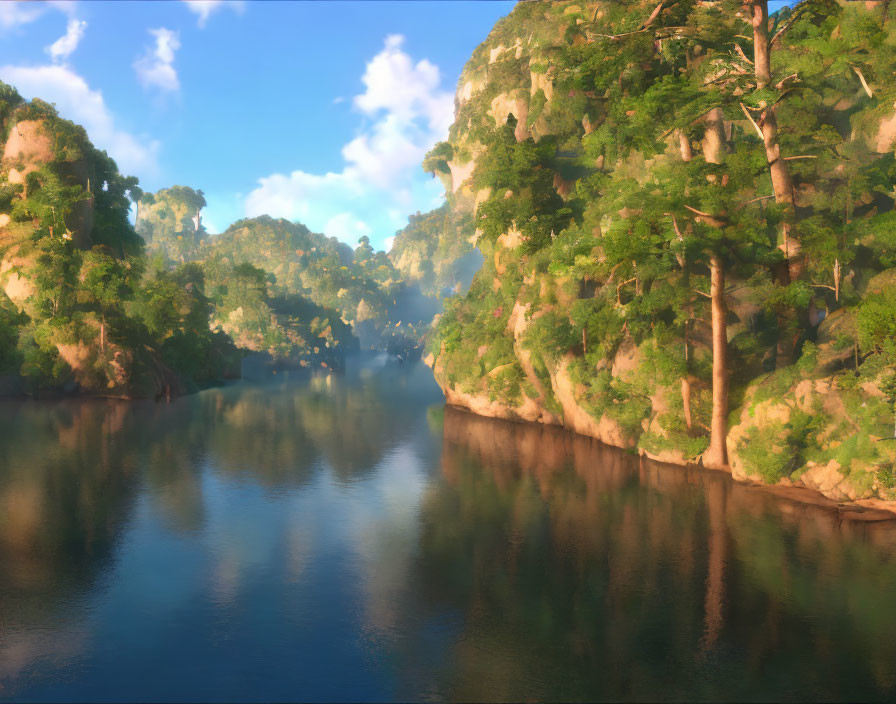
[3,119,95,247]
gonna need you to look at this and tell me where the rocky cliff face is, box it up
[0,88,240,398]
[135,185,206,264]
[388,203,482,299]
[425,0,896,509]
[1,118,92,314]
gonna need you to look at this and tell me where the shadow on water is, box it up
[0,368,894,702]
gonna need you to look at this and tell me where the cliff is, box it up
[389,203,483,299]
[425,0,896,508]
[202,216,439,354]
[136,185,208,264]
[0,86,239,398]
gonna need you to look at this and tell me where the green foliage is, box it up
[527,89,547,128]
[857,289,896,356]
[427,0,896,489]
[202,258,357,365]
[473,121,573,253]
[738,408,825,483]
[0,295,23,373]
[17,322,70,393]
[422,141,454,175]
[136,185,208,264]
[523,309,577,363]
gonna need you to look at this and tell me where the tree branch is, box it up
[851,65,873,98]
[671,213,683,241]
[684,204,715,218]
[684,205,727,228]
[588,29,648,40]
[603,261,623,288]
[640,1,669,30]
[734,194,775,211]
[770,2,810,47]
[732,43,754,66]
[775,73,800,90]
[740,102,764,139]
[617,278,637,305]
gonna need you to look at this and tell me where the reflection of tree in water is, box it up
[197,385,320,489]
[0,367,445,697]
[406,407,896,702]
[0,367,440,626]
[0,400,142,684]
[295,368,440,482]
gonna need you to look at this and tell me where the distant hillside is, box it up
[389,203,482,299]
[135,199,362,368]
[141,210,441,354]
[136,185,208,264]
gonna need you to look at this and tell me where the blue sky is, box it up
[0,0,793,250]
[0,0,513,248]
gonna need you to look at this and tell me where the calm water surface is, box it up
[1,361,895,702]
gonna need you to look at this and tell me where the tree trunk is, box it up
[749,0,771,86]
[749,0,802,369]
[704,254,729,469]
[759,106,801,281]
[678,131,695,431]
[749,0,800,272]
[679,130,693,162]
[682,375,693,430]
[702,108,726,164]
[834,258,841,302]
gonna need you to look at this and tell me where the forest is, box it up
[424,0,896,501]
[0,91,470,397]
[0,0,894,502]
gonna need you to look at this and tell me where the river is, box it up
[0,361,894,702]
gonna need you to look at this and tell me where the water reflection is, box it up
[0,364,443,701]
[0,368,894,702]
[412,407,896,702]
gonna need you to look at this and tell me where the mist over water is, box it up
[0,363,894,702]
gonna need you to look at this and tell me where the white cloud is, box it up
[383,235,395,253]
[245,170,363,225]
[0,64,160,177]
[243,35,452,249]
[201,218,220,234]
[324,213,371,243]
[0,1,75,32]
[354,34,453,135]
[0,2,45,31]
[134,28,180,93]
[46,19,87,63]
[0,2,43,29]
[182,0,245,28]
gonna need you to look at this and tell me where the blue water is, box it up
[1,361,895,702]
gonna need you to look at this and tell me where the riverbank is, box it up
[430,353,896,516]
